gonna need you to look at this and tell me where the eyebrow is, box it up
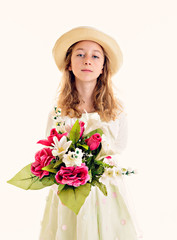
[75,48,103,55]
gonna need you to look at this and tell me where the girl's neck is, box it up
[75,79,96,113]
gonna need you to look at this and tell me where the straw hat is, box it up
[52,26,123,75]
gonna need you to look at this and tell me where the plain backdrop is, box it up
[0,0,177,239]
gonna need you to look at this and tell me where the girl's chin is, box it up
[75,78,98,83]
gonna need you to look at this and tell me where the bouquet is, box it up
[7,107,136,215]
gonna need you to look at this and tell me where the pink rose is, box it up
[37,128,67,146]
[85,133,102,151]
[79,121,85,137]
[31,148,55,179]
[55,163,90,187]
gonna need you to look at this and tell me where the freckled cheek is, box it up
[71,60,81,71]
[96,63,104,72]
[71,56,80,67]
[73,59,83,68]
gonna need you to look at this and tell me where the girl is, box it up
[39,26,142,240]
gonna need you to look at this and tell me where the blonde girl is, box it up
[39,26,141,240]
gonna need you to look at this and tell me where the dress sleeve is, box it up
[116,111,128,154]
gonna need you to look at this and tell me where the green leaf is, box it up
[92,179,107,196]
[85,128,103,138]
[58,183,91,215]
[69,120,80,144]
[42,164,58,174]
[91,143,102,158]
[77,143,89,150]
[7,164,46,190]
[94,160,103,165]
[94,165,104,175]
[94,159,110,168]
[58,184,66,192]
[85,156,93,166]
[40,174,55,186]
[88,170,92,182]
[53,159,63,168]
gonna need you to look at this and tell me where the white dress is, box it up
[39,111,143,240]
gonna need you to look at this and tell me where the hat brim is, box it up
[52,26,123,75]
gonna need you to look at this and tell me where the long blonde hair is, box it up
[55,41,124,122]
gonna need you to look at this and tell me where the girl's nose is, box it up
[84,56,91,65]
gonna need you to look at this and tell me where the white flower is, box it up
[104,168,114,178]
[62,148,83,167]
[110,168,120,185]
[121,167,127,173]
[85,153,93,157]
[53,107,61,116]
[75,148,83,159]
[103,156,116,166]
[99,167,122,186]
[99,168,114,185]
[99,175,109,185]
[53,114,62,123]
[55,121,66,133]
[52,136,72,157]
[114,167,122,177]
[57,108,62,115]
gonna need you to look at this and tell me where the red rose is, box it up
[55,163,90,187]
[37,128,67,146]
[31,148,55,179]
[85,133,102,150]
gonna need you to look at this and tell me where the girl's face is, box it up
[69,40,104,83]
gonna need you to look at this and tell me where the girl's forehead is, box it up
[72,40,104,53]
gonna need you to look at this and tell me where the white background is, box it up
[0,0,177,239]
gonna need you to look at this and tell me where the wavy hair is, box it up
[55,42,124,122]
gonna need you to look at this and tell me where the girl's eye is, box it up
[93,55,99,59]
[77,54,84,57]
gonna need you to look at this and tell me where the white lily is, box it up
[52,136,72,157]
[63,148,83,167]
